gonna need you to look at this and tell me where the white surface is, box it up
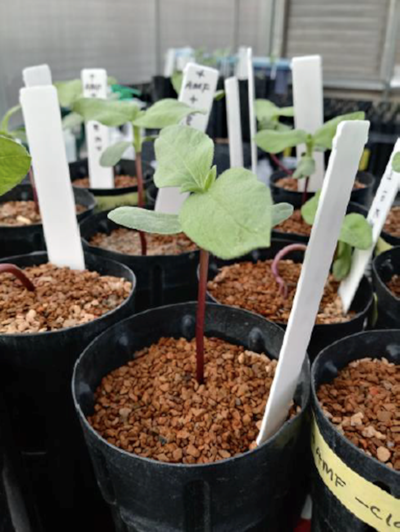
[155,62,218,214]
[292,56,324,192]
[164,48,176,77]
[236,47,248,80]
[20,86,85,270]
[22,64,52,87]
[224,77,243,168]
[257,120,370,444]
[81,68,114,189]
[339,140,400,313]
[247,48,257,175]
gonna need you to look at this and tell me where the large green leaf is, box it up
[301,192,320,225]
[62,112,84,130]
[293,155,316,179]
[271,203,294,227]
[132,99,203,129]
[392,152,400,173]
[72,98,140,127]
[332,241,352,280]
[255,128,308,154]
[100,141,132,167]
[108,207,181,234]
[313,112,365,151]
[179,168,273,259]
[339,213,372,250]
[55,80,83,108]
[154,125,214,192]
[0,136,31,194]
[0,105,22,133]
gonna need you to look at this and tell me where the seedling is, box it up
[72,97,204,254]
[0,105,27,144]
[108,124,293,384]
[392,152,400,172]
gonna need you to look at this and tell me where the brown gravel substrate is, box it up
[207,259,350,324]
[89,228,197,256]
[89,336,299,464]
[275,176,365,191]
[0,263,132,333]
[386,274,400,298]
[317,357,400,470]
[0,201,86,226]
[383,206,400,238]
[275,209,311,236]
[73,175,138,189]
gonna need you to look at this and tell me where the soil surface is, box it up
[383,206,400,238]
[208,259,350,324]
[89,336,299,464]
[0,201,86,226]
[0,263,132,333]
[317,357,400,471]
[73,175,138,189]
[274,209,311,237]
[386,274,400,298]
[275,176,366,191]
[89,228,197,256]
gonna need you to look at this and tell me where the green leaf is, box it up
[375,237,392,255]
[293,155,316,179]
[108,207,181,234]
[9,128,28,144]
[0,105,22,133]
[171,71,183,95]
[332,241,352,280]
[214,90,225,101]
[301,192,321,225]
[271,203,294,227]
[392,152,400,173]
[55,80,83,108]
[154,125,214,192]
[133,99,204,129]
[339,213,372,250]
[107,76,118,86]
[255,99,294,125]
[255,128,308,154]
[72,98,140,127]
[62,112,84,130]
[0,136,31,194]
[313,112,365,151]
[100,141,131,167]
[179,168,273,259]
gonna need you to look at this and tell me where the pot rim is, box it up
[372,246,400,301]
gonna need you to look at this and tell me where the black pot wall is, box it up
[381,224,400,247]
[372,246,400,328]
[311,330,400,532]
[80,210,199,312]
[0,252,136,532]
[207,240,373,360]
[73,302,310,532]
[0,184,95,259]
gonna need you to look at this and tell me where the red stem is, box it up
[28,168,40,214]
[0,264,35,291]
[271,244,307,298]
[301,177,310,206]
[196,249,209,385]
[270,153,293,176]
[134,152,147,256]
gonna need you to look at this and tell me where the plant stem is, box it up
[271,244,307,298]
[28,167,40,214]
[301,177,310,206]
[133,125,147,256]
[0,264,35,291]
[270,153,293,176]
[196,249,209,385]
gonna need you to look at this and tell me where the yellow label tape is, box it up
[311,417,400,531]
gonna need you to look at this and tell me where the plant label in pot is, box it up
[22,63,52,86]
[246,48,257,174]
[292,55,324,192]
[339,140,400,313]
[258,119,370,443]
[20,85,85,269]
[81,68,114,189]
[224,76,243,167]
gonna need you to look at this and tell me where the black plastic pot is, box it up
[380,212,400,247]
[207,239,373,360]
[73,302,310,532]
[270,170,375,209]
[372,246,400,328]
[80,210,199,312]
[311,330,400,531]
[0,184,95,259]
[0,251,136,532]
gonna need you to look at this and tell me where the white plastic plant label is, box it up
[235,47,248,80]
[339,139,400,313]
[164,48,176,78]
[292,56,324,192]
[247,48,257,174]
[224,76,243,168]
[81,68,113,189]
[20,85,85,270]
[23,64,52,87]
[257,120,370,444]
[155,62,219,214]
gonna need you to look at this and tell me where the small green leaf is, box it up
[214,90,225,101]
[154,125,214,192]
[55,80,83,108]
[271,203,294,227]
[0,105,22,133]
[313,112,365,151]
[108,207,182,234]
[72,98,140,127]
[301,191,320,225]
[179,168,272,259]
[107,76,118,86]
[332,241,352,280]
[171,71,183,95]
[132,99,204,129]
[0,136,31,194]
[375,237,392,255]
[255,99,294,125]
[100,141,132,167]
[339,213,372,250]
[62,112,84,130]
[392,152,400,173]
[255,128,308,154]
[293,155,316,179]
